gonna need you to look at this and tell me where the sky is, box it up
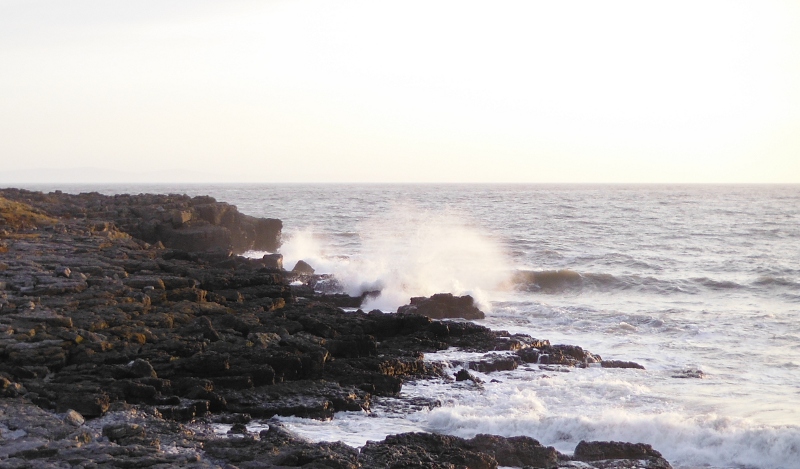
[1,0,799,183]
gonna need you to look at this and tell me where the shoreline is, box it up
[0,188,672,468]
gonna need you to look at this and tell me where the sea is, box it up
[16,183,800,469]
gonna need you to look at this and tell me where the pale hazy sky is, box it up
[1,0,799,183]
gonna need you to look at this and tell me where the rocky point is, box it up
[0,188,665,468]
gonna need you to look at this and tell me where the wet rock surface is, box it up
[0,190,671,468]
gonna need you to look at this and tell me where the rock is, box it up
[55,266,71,278]
[467,434,560,468]
[128,359,158,378]
[57,391,110,418]
[454,369,482,383]
[292,260,315,275]
[63,409,85,427]
[0,376,24,397]
[672,368,704,378]
[359,432,498,469]
[103,422,146,441]
[397,293,485,320]
[227,423,248,434]
[260,253,283,270]
[469,353,520,373]
[574,440,672,468]
[7,340,67,368]
[601,360,645,370]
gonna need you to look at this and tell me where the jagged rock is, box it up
[397,293,485,320]
[454,368,482,383]
[292,260,315,275]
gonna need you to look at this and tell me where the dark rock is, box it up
[103,422,146,442]
[672,368,704,378]
[292,260,315,275]
[574,440,672,468]
[261,253,284,270]
[601,360,645,370]
[57,391,110,418]
[228,422,249,434]
[469,353,520,373]
[467,434,560,468]
[360,432,498,469]
[454,369,482,383]
[0,376,24,397]
[397,293,485,320]
[128,359,157,378]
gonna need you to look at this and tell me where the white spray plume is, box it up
[278,204,511,312]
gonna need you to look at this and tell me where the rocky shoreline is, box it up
[0,188,671,469]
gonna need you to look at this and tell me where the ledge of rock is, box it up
[0,189,281,254]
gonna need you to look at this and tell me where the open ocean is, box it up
[18,183,800,469]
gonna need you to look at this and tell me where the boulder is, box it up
[574,440,672,468]
[467,434,560,468]
[292,260,315,275]
[359,432,498,469]
[397,293,485,320]
[468,353,520,373]
[63,409,85,427]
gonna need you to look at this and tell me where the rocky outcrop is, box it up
[0,189,281,254]
[397,293,485,319]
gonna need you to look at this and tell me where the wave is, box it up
[273,207,511,311]
[511,269,688,294]
[692,277,743,290]
[511,269,800,296]
[425,403,800,469]
[408,362,800,469]
[753,276,800,288]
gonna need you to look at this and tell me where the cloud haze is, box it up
[1,0,799,183]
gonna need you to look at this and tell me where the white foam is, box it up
[272,350,800,469]
[277,205,512,311]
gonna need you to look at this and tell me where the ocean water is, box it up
[17,183,800,469]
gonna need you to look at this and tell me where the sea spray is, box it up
[273,205,512,311]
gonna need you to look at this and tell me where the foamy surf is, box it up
[265,205,512,311]
[271,349,800,469]
[230,183,800,469]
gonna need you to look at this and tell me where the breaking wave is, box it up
[510,269,799,296]
[276,205,511,311]
[510,269,689,294]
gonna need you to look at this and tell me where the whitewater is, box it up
[25,183,800,469]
